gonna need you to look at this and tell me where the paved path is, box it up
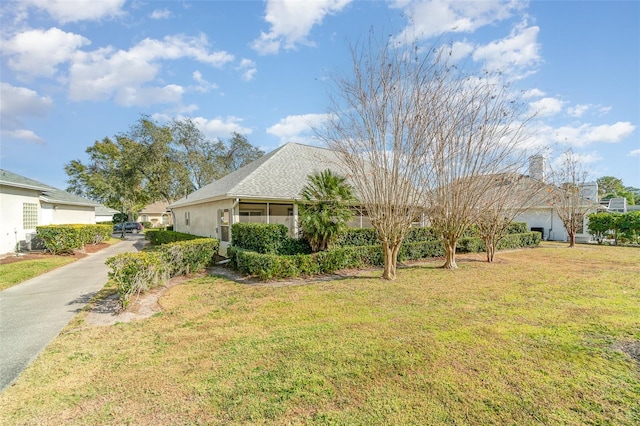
[0,234,144,392]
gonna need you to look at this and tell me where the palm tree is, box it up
[298,169,356,252]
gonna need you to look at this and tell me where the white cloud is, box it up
[472,23,541,77]
[21,0,125,23]
[544,122,636,147]
[237,58,257,81]
[567,104,590,118]
[1,129,46,145]
[0,83,52,145]
[267,113,333,144]
[251,0,352,55]
[522,88,545,99]
[67,34,234,105]
[115,84,184,107]
[530,97,564,117]
[0,83,53,125]
[628,149,640,157]
[191,116,253,138]
[2,27,90,78]
[392,0,525,43]
[192,71,219,93]
[150,9,172,20]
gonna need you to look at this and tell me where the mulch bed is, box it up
[0,242,111,265]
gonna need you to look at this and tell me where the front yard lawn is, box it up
[1,242,639,424]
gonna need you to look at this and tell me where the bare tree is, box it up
[321,33,536,275]
[547,149,597,247]
[475,173,545,262]
[319,35,438,280]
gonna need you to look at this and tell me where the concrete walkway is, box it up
[0,234,144,392]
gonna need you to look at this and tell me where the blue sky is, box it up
[1,0,638,191]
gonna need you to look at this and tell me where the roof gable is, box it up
[0,169,99,207]
[170,143,347,207]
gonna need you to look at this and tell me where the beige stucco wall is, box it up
[42,203,96,225]
[172,199,234,254]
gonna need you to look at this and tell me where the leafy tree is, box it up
[617,211,640,243]
[66,116,264,213]
[298,170,356,252]
[587,212,618,244]
[597,176,637,205]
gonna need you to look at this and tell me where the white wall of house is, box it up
[40,203,95,225]
[515,207,595,243]
[0,186,41,255]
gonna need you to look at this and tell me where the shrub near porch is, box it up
[227,223,541,280]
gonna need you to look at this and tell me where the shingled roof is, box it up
[0,169,99,207]
[170,143,348,208]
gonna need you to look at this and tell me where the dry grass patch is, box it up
[1,242,639,424]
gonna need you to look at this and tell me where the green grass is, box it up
[1,242,639,425]
[0,257,76,291]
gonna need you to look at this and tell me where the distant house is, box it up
[138,201,173,228]
[169,143,369,254]
[95,205,120,223]
[0,169,99,255]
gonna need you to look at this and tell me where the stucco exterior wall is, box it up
[172,199,233,254]
[515,207,595,242]
[41,203,96,225]
[0,186,41,255]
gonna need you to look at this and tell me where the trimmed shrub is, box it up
[398,240,445,261]
[145,229,202,245]
[333,228,379,247]
[160,238,219,276]
[106,237,219,308]
[106,251,169,309]
[506,222,528,234]
[231,222,289,254]
[36,224,112,254]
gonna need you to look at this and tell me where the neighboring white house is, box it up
[0,169,100,255]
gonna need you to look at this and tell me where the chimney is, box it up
[529,155,546,182]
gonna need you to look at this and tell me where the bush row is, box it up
[144,229,203,245]
[231,223,312,255]
[228,232,540,280]
[106,238,219,308]
[36,224,112,255]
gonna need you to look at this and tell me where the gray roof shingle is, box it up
[0,169,99,207]
[170,143,347,208]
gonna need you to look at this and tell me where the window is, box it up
[185,211,190,226]
[23,203,38,229]
[219,209,230,242]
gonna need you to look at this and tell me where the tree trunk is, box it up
[442,238,458,269]
[382,241,399,280]
[486,241,496,263]
[568,231,576,248]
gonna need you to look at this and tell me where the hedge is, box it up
[106,238,219,308]
[231,222,312,255]
[145,229,202,245]
[227,232,539,281]
[36,224,112,255]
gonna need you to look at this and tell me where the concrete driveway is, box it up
[0,234,144,392]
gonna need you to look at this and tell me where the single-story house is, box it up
[95,205,120,223]
[0,169,100,255]
[169,144,603,254]
[169,143,371,254]
[138,201,173,227]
